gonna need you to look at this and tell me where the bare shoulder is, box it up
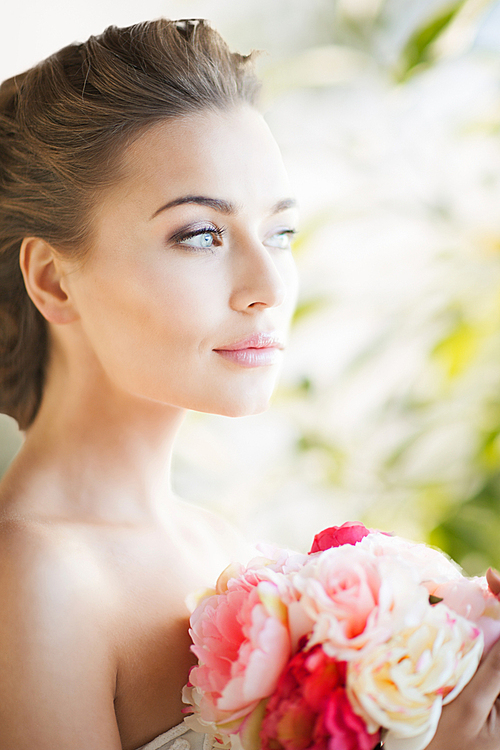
[0,518,122,749]
[0,516,116,615]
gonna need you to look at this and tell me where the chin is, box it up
[140,370,281,418]
[221,401,271,418]
[230,378,281,416]
[195,390,274,419]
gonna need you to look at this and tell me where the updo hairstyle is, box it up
[0,19,260,430]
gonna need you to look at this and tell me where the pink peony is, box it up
[188,566,293,736]
[260,643,380,750]
[309,523,370,553]
[254,544,309,576]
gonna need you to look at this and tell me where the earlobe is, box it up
[19,237,79,324]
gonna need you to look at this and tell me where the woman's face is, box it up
[60,105,299,417]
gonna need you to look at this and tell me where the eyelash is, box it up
[171,225,227,252]
[170,225,298,252]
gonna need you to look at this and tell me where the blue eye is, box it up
[265,230,296,249]
[174,225,226,251]
[181,232,215,249]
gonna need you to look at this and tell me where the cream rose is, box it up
[347,602,483,750]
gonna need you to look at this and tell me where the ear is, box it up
[19,237,80,324]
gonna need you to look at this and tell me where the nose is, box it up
[229,235,287,312]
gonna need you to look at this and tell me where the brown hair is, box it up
[0,19,260,430]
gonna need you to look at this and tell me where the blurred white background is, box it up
[3,0,500,571]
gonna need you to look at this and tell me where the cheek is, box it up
[73,254,222,382]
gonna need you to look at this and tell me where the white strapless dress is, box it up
[136,720,214,750]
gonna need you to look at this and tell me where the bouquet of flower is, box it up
[182,523,500,750]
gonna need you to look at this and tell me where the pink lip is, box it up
[214,332,285,368]
[215,332,285,351]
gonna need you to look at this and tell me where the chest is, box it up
[100,528,229,750]
[113,598,195,750]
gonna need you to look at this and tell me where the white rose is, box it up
[347,602,483,750]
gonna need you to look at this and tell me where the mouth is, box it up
[213,332,285,368]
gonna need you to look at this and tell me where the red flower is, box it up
[309,523,370,554]
[260,644,380,750]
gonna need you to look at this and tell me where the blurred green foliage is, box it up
[268,0,500,568]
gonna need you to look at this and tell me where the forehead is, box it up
[114,105,291,214]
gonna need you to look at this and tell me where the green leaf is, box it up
[398,2,465,80]
[429,595,444,605]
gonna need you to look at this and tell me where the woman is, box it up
[0,17,499,750]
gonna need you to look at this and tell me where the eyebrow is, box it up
[150,195,297,220]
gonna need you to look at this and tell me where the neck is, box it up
[2,337,187,524]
